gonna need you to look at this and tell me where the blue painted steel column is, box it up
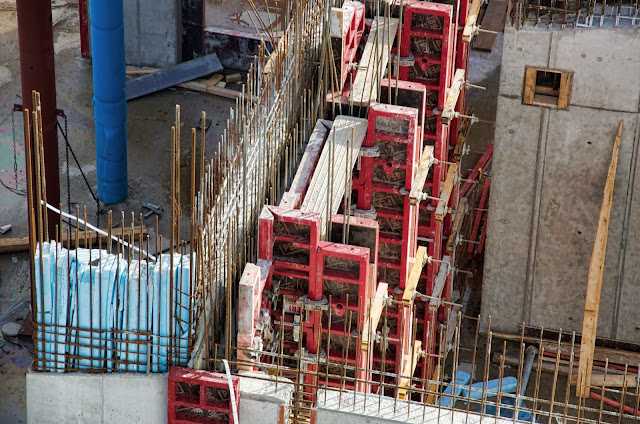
[90,0,128,204]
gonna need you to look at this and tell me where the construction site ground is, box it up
[0,3,502,422]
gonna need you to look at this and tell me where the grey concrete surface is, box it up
[124,0,182,68]
[26,371,168,424]
[316,389,513,424]
[482,25,640,341]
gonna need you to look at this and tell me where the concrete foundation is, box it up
[26,370,168,424]
[124,0,181,68]
[483,26,640,341]
[26,370,293,424]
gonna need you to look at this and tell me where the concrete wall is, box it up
[27,371,168,424]
[483,26,640,341]
[124,0,181,68]
[26,370,293,424]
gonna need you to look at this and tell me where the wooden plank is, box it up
[300,116,367,232]
[577,121,623,398]
[177,79,244,100]
[522,325,640,353]
[207,73,225,87]
[429,256,451,311]
[403,246,428,303]
[447,198,468,252]
[126,66,159,76]
[453,107,474,162]
[441,69,466,125]
[473,0,508,52]
[523,67,537,105]
[496,329,640,354]
[361,282,388,350]
[409,146,435,205]
[425,364,442,404]
[541,341,640,369]
[350,17,399,107]
[558,72,573,109]
[398,341,422,398]
[0,225,148,254]
[263,32,289,75]
[570,373,637,388]
[435,164,458,221]
[463,0,483,42]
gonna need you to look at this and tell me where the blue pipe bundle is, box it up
[34,242,193,372]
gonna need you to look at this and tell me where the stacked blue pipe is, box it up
[90,0,128,204]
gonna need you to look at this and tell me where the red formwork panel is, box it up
[380,78,427,130]
[259,205,321,292]
[313,241,373,393]
[258,206,322,364]
[353,103,420,291]
[168,366,240,424]
[331,1,365,90]
[237,261,270,371]
[400,2,455,108]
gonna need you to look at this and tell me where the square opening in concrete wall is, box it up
[523,66,572,110]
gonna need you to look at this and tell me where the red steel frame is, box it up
[168,366,240,424]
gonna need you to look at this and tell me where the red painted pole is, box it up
[79,0,90,58]
[590,392,640,416]
[16,0,61,239]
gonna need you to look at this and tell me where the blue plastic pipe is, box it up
[90,0,128,204]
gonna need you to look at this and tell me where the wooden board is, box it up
[577,121,623,398]
[441,69,466,125]
[0,225,147,254]
[435,164,458,220]
[409,146,435,205]
[541,341,640,369]
[429,256,450,311]
[350,17,399,107]
[447,198,468,252]
[300,116,367,232]
[362,282,388,350]
[403,246,428,303]
[473,0,508,52]
[398,341,422,398]
[463,0,483,42]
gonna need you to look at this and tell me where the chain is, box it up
[11,109,18,189]
[2,108,27,196]
[57,119,102,228]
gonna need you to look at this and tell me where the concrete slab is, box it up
[316,389,513,424]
